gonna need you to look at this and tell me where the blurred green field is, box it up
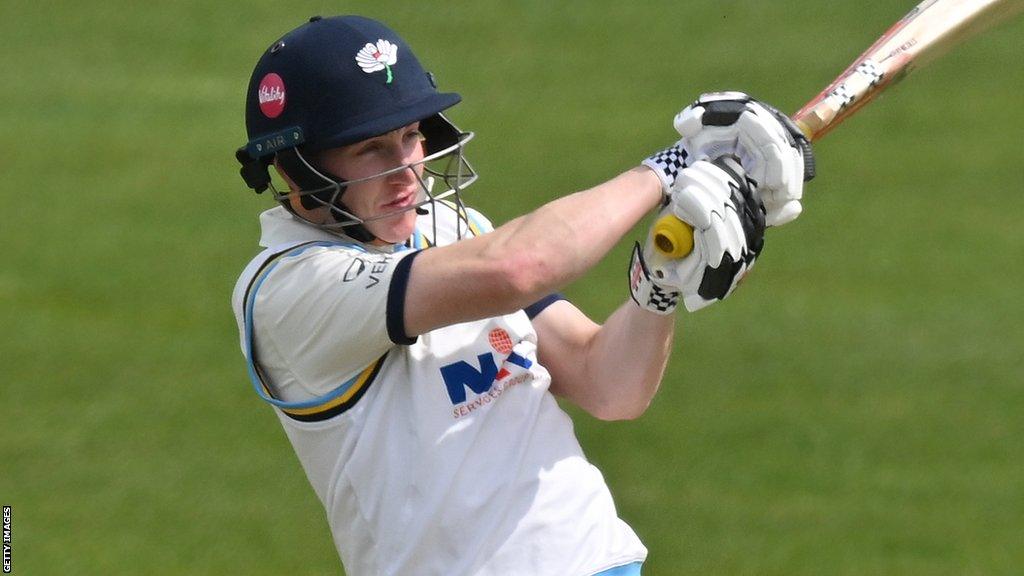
[3,0,1023,574]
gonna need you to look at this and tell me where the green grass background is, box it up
[3,1,1023,574]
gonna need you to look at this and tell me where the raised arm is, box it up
[404,166,663,336]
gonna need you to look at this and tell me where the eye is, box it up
[356,141,384,156]
[405,130,425,142]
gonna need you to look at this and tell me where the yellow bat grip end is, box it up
[652,214,694,258]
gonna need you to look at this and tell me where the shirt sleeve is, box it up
[524,293,566,319]
[252,245,420,397]
[385,250,421,344]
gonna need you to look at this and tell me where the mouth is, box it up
[380,189,418,212]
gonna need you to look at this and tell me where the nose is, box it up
[385,143,424,186]
[387,163,419,188]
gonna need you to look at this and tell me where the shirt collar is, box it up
[257,206,406,253]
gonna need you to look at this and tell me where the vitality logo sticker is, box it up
[355,39,398,84]
[258,73,286,118]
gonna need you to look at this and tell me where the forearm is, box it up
[575,302,675,420]
[481,167,662,302]
[538,298,675,421]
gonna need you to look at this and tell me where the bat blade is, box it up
[793,0,1024,142]
[652,0,1024,259]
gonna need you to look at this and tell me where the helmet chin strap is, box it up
[275,147,378,243]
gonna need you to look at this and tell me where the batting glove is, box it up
[642,141,691,198]
[673,91,814,227]
[630,157,766,313]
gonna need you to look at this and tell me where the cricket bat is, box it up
[652,0,1024,259]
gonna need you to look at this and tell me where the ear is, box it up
[272,159,300,192]
[271,159,331,223]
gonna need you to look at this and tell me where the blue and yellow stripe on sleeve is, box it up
[243,241,389,422]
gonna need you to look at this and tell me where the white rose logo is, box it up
[355,39,399,84]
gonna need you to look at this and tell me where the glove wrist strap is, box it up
[628,242,680,315]
[641,143,689,195]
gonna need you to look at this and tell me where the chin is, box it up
[371,213,418,245]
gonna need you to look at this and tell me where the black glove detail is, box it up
[700,98,749,126]
[697,156,767,301]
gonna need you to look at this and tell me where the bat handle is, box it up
[652,214,694,258]
[652,155,752,259]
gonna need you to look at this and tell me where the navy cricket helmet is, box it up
[235,15,476,241]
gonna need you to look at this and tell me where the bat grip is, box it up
[652,214,694,258]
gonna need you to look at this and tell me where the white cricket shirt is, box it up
[231,205,646,576]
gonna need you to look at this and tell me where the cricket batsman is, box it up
[231,15,812,576]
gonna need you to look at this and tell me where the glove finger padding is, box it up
[669,160,736,230]
[699,208,743,269]
[735,110,795,187]
[634,158,766,313]
[673,91,814,227]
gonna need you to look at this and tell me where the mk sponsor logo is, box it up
[441,353,500,404]
[439,329,534,414]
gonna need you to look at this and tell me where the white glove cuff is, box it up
[628,242,680,315]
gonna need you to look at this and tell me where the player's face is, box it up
[318,122,426,244]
